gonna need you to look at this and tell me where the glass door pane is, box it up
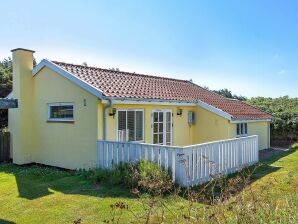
[165,112,172,145]
[153,112,158,144]
[152,110,172,145]
[153,111,163,145]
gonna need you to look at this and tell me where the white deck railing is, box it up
[97,135,259,187]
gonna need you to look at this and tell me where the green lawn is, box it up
[0,146,297,224]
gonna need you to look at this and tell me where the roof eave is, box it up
[109,97,197,106]
[32,59,105,99]
[230,118,273,123]
[108,97,234,120]
[195,100,233,120]
[31,60,273,122]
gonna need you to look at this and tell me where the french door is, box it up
[152,110,172,145]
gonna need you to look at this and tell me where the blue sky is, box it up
[0,0,297,97]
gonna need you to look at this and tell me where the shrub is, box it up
[291,143,298,149]
[136,160,173,195]
[78,168,118,184]
[79,160,173,195]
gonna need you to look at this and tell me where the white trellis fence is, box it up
[97,135,259,187]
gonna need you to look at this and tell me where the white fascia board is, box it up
[110,98,197,106]
[195,100,232,120]
[230,119,272,123]
[32,59,104,99]
[111,98,233,120]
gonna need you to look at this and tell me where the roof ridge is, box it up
[51,61,189,83]
[186,80,233,100]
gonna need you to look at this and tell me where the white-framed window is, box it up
[48,103,74,122]
[117,109,144,142]
[236,123,248,136]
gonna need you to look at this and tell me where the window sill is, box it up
[132,140,144,143]
[236,134,248,138]
[117,140,144,143]
[47,119,75,123]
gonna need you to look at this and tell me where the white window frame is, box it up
[152,109,173,146]
[116,109,144,142]
[47,103,75,122]
[236,123,248,137]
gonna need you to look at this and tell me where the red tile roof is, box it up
[52,61,273,120]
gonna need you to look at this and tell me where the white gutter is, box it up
[102,99,112,140]
[111,98,197,106]
[230,119,272,123]
[110,97,233,120]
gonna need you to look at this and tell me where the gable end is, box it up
[32,59,104,99]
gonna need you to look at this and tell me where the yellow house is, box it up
[8,48,273,170]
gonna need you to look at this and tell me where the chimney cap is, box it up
[11,48,35,53]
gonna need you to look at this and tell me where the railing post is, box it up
[171,147,176,183]
[97,141,102,168]
[256,135,259,162]
[97,135,260,187]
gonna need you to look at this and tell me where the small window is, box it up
[48,103,74,122]
[236,122,248,136]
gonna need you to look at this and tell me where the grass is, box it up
[0,145,297,224]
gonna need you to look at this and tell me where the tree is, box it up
[246,96,298,146]
[213,88,247,101]
[0,58,13,128]
[0,57,13,98]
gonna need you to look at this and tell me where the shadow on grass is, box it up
[225,147,298,185]
[253,147,297,180]
[0,219,16,224]
[182,147,297,204]
[0,147,296,201]
[0,163,136,200]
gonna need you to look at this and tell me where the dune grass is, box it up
[0,146,297,224]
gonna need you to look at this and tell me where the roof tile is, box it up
[52,61,273,120]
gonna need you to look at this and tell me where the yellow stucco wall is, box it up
[8,50,270,170]
[193,106,231,144]
[247,122,270,150]
[32,67,99,169]
[228,121,270,149]
[104,104,196,146]
[9,50,36,164]
[103,104,270,150]
[102,103,269,149]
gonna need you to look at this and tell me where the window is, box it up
[117,109,144,142]
[236,123,248,136]
[48,103,74,122]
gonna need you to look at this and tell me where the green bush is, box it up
[79,160,173,195]
[246,96,298,146]
[78,169,111,183]
[136,160,173,195]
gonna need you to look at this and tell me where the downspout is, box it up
[102,98,112,140]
